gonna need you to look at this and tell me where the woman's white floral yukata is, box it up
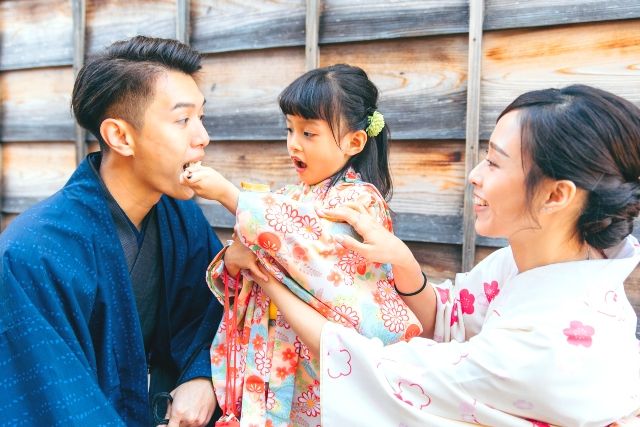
[321,235,640,426]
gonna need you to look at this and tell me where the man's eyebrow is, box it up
[171,99,206,110]
[489,140,510,158]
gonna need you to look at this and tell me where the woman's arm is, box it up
[318,206,437,337]
[254,269,327,358]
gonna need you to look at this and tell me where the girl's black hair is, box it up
[499,84,640,250]
[278,64,392,200]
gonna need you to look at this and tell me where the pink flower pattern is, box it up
[459,289,475,315]
[563,320,595,347]
[297,390,320,416]
[265,203,302,234]
[484,280,500,303]
[298,215,322,240]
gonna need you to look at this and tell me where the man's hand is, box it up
[163,378,216,427]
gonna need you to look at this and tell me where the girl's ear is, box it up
[99,118,136,157]
[343,129,368,156]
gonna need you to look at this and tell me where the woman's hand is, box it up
[224,236,268,281]
[180,163,239,213]
[317,205,415,268]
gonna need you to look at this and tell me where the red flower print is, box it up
[381,299,410,333]
[345,170,358,180]
[214,343,226,357]
[245,375,265,394]
[276,366,289,380]
[338,250,367,276]
[435,287,450,304]
[210,353,221,366]
[257,231,281,251]
[265,203,303,234]
[326,270,342,287]
[404,324,421,340]
[332,304,360,328]
[563,320,595,347]
[459,289,475,315]
[297,390,320,416]
[450,302,459,326]
[484,280,500,303]
[377,279,395,298]
[252,335,264,348]
[292,244,309,262]
[282,347,296,361]
[298,215,322,240]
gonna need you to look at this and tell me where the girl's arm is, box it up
[180,164,240,213]
[319,205,437,337]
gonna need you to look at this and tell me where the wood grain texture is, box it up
[0,68,75,141]
[2,1,640,71]
[85,0,176,56]
[481,19,640,138]
[191,0,306,54]
[0,0,73,70]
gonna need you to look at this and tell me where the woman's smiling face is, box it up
[468,110,541,239]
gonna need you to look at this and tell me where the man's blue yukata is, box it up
[0,153,223,426]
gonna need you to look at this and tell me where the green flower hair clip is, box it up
[366,111,385,137]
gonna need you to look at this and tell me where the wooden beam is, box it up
[176,0,190,44]
[305,0,321,71]
[461,0,485,272]
[72,0,87,165]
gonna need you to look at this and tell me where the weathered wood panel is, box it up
[201,35,468,141]
[191,0,306,54]
[0,67,75,141]
[0,0,73,70]
[481,20,640,137]
[86,0,175,56]
[4,0,640,71]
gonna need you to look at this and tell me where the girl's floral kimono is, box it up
[207,169,422,426]
[321,235,640,426]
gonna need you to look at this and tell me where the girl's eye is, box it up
[485,158,497,168]
[199,115,205,122]
[303,131,314,137]
[177,118,189,125]
[285,127,292,133]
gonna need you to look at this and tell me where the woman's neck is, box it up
[509,227,589,273]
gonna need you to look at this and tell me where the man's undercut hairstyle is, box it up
[71,35,202,151]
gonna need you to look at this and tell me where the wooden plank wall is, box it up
[1,0,640,334]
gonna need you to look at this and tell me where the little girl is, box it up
[182,64,421,426]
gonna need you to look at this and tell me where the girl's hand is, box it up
[224,237,268,282]
[317,205,415,268]
[180,164,239,212]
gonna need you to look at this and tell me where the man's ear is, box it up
[99,118,136,157]
[540,179,578,214]
[343,129,368,156]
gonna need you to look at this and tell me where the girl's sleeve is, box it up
[234,183,421,342]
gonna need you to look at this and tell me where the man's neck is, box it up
[99,154,160,229]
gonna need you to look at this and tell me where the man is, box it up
[0,36,222,426]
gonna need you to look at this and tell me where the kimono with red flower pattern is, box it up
[321,235,640,426]
[207,170,422,426]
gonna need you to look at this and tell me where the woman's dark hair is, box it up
[278,64,392,200]
[499,84,640,249]
[71,35,202,151]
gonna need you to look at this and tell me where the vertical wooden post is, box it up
[176,0,190,44]
[461,0,485,272]
[72,0,86,165]
[305,0,320,71]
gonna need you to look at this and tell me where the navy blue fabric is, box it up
[0,153,223,426]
